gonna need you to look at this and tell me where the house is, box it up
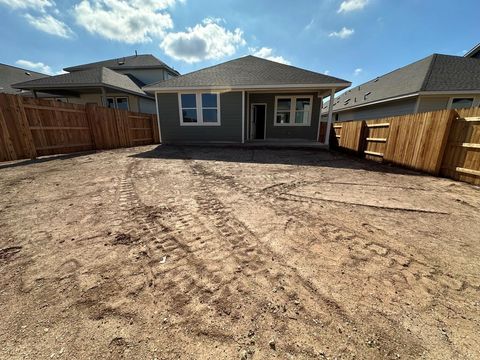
[143,56,350,145]
[13,54,179,114]
[324,53,480,122]
[0,63,52,98]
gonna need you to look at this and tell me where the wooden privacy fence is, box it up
[0,93,159,162]
[332,107,480,185]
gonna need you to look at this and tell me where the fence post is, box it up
[14,95,37,159]
[85,103,98,150]
[435,109,457,175]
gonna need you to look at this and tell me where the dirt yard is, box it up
[0,145,479,360]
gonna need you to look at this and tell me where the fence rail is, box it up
[0,93,159,162]
[332,107,480,185]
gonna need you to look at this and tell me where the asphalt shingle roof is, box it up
[0,63,48,95]
[13,67,150,97]
[143,56,351,91]
[326,54,480,113]
[64,54,179,75]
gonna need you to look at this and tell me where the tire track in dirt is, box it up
[189,161,477,296]
[177,155,427,358]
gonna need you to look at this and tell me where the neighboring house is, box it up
[0,63,53,98]
[13,54,179,114]
[144,56,350,145]
[324,53,480,122]
[465,43,480,59]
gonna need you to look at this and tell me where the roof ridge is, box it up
[145,55,253,88]
[420,54,438,91]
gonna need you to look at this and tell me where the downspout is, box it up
[101,87,107,107]
[155,91,162,143]
[241,91,245,143]
[325,88,335,147]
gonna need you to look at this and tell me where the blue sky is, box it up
[0,0,478,87]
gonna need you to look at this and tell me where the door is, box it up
[251,104,266,140]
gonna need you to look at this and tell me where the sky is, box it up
[0,0,478,88]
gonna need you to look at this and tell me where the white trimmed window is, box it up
[179,93,220,125]
[274,96,312,126]
[106,97,129,110]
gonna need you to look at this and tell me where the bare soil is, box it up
[1,145,479,360]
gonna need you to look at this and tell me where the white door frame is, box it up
[250,103,267,140]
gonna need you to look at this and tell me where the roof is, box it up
[464,43,480,58]
[64,54,180,75]
[13,67,151,98]
[0,63,48,95]
[143,55,351,91]
[325,54,480,113]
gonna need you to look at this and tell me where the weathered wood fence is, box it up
[0,93,159,162]
[332,107,480,185]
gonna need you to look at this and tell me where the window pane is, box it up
[202,93,217,108]
[296,98,311,111]
[295,111,309,124]
[202,109,218,123]
[277,98,291,111]
[181,94,196,108]
[451,98,473,109]
[106,98,115,108]
[116,97,129,110]
[182,108,197,122]
[276,111,290,124]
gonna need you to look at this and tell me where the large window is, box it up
[179,93,220,125]
[274,96,312,126]
[106,97,129,110]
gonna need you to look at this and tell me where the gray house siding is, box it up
[336,97,417,122]
[248,92,320,141]
[157,91,242,143]
[138,97,157,114]
[416,96,450,113]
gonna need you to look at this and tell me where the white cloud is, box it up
[160,18,246,63]
[329,27,354,39]
[324,70,330,75]
[16,60,54,75]
[74,0,176,43]
[354,68,363,76]
[25,14,73,38]
[337,0,369,13]
[0,0,54,11]
[304,19,314,32]
[249,47,290,65]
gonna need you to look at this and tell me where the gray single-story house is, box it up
[324,53,480,122]
[143,56,350,146]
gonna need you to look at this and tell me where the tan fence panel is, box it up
[333,120,365,153]
[384,110,454,174]
[0,94,160,162]
[364,119,391,162]
[441,107,480,185]
[21,97,94,157]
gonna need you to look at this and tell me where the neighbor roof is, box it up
[143,56,351,91]
[0,63,48,95]
[464,43,480,58]
[13,67,151,98]
[64,54,180,75]
[325,54,480,113]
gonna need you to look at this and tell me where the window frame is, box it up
[447,97,475,110]
[274,95,313,127]
[178,92,221,126]
[106,96,130,110]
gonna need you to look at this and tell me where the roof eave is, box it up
[144,82,352,93]
[12,82,152,99]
